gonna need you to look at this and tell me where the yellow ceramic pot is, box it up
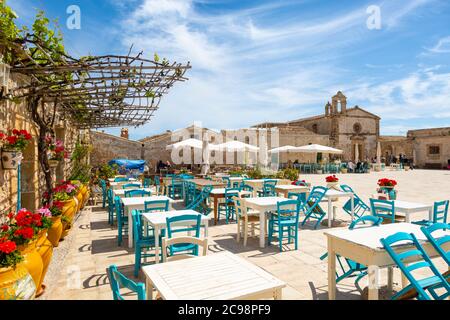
[76,191,83,211]
[36,231,53,297]
[60,220,71,239]
[47,216,63,247]
[18,240,44,289]
[0,265,36,300]
[61,198,76,220]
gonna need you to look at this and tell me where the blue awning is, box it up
[108,159,146,171]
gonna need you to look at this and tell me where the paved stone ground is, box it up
[41,169,450,300]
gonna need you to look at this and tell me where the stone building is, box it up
[407,127,450,169]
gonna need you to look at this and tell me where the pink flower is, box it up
[37,207,52,217]
[66,184,76,193]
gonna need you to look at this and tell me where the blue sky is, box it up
[10,0,450,140]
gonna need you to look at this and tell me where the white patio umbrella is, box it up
[166,138,203,150]
[295,144,343,154]
[201,140,211,175]
[354,143,359,162]
[268,145,300,153]
[214,140,259,152]
[376,141,381,165]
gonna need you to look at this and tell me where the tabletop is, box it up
[108,177,137,182]
[275,185,309,191]
[192,179,226,187]
[142,251,285,300]
[113,188,153,196]
[324,189,352,197]
[210,188,253,196]
[121,195,173,207]
[244,196,288,207]
[392,200,431,211]
[324,222,449,251]
[142,209,210,227]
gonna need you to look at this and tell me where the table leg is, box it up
[327,238,336,300]
[350,194,355,221]
[213,196,218,225]
[387,267,394,292]
[328,198,332,228]
[273,288,282,300]
[154,226,160,264]
[127,207,133,248]
[405,212,411,223]
[146,278,154,300]
[204,220,209,237]
[259,211,266,248]
[428,208,433,222]
[368,265,379,300]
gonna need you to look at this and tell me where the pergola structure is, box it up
[7,36,191,128]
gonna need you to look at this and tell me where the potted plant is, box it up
[46,201,64,246]
[34,207,53,297]
[0,227,36,300]
[325,175,339,189]
[377,178,398,200]
[0,129,32,169]
[4,209,45,290]
[45,135,67,168]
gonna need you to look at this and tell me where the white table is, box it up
[243,196,289,248]
[323,190,354,227]
[122,196,174,248]
[244,179,291,196]
[324,223,450,300]
[112,188,153,199]
[109,181,142,190]
[141,209,211,264]
[274,185,309,198]
[108,177,137,182]
[142,251,286,300]
[384,200,433,223]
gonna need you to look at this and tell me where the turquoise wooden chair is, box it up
[107,188,115,225]
[125,189,151,198]
[122,183,141,189]
[239,182,253,192]
[370,198,404,223]
[168,176,183,199]
[320,216,383,285]
[107,265,146,300]
[166,214,202,258]
[257,179,277,197]
[301,186,328,229]
[143,177,152,188]
[287,191,306,205]
[340,184,370,219]
[222,177,231,188]
[143,199,169,213]
[115,196,127,246]
[268,199,300,251]
[99,179,107,208]
[413,200,449,226]
[186,185,213,215]
[218,187,240,223]
[114,177,129,182]
[154,175,161,195]
[294,180,307,186]
[381,232,450,300]
[421,223,450,266]
[131,209,163,277]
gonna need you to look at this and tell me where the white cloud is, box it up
[426,36,450,53]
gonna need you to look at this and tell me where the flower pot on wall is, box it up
[18,240,44,289]
[48,159,59,168]
[326,182,339,190]
[1,149,22,169]
[0,265,36,300]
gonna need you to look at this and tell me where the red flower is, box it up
[15,210,34,227]
[14,227,34,239]
[12,129,19,135]
[6,135,17,145]
[53,200,64,209]
[0,240,17,254]
[1,224,9,232]
[326,175,339,182]
[7,212,14,219]
[0,132,4,139]
[32,213,43,227]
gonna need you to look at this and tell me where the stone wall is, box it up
[90,130,144,167]
[1,74,84,214]
[408,127,450,169]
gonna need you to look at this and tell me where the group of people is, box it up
[346,160,368,173]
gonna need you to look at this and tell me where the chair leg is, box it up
[278,226,283,252]
[243,221,248,247]
[134,247,141,278]
[236,219,241,242]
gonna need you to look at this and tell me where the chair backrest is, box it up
[381,232,450,300]
[222,177,231,187]
[122,183,141,189]
[225,187,240,202]
[432,200,449,224]
[421,223,450,265]
[143,177,152,188]
[240,183,253,191]
[99,179,107,191]
[107,264,146,300]
[340,184,354,193]
[187,185,213,213]
[162,236,208,262]
[125,189,151,198]
[276,199,300,223]
[294,180,307,186]
[114,177,129,182]
[263,179,277,187]
[287,192,306,205]
[107,188,114,204]
[349,215,383,230]
[305,186,327,205]
[370,198,396,223]
[154,175,161,186]
[114,195,122,217]
[166,214,202,238]
[143,199,169,212]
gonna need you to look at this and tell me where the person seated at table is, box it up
[347,160,355,173]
